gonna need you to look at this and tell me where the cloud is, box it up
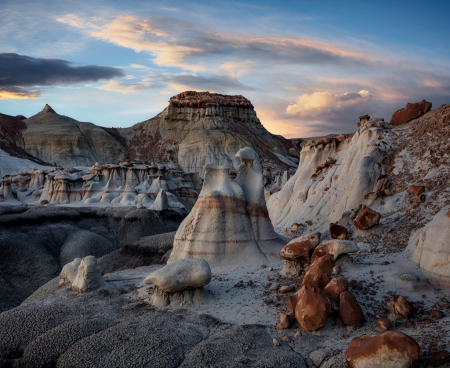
[0,53,124,87]
[98,73,255,94]
[0,86,41,100]
[286,90,370,115]
[57,15,368,72]
[0,53,124,99]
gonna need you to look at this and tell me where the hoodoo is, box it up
[168,147,285,265]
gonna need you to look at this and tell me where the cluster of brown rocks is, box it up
[169,91,254,108]
[276,231,363,332]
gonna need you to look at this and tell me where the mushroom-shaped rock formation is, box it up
[59,258,81,287]
[150,188,169,211]
[345,331,420,368]
[295,287,332,331]
[279,232,321,275]
[71,256,105,293]
[324,275,348,302]
[301,254,334,289]
[310,239,360,263]
[354,208,381,230]
[169,147,285,266]
[144,258,212,293]
[340,291,364,326]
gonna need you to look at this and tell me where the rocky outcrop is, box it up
[127,92,296,177]
[169,147,285,266]
[390,99,432,126]
[71,256,105,293]
[267,117,385,234]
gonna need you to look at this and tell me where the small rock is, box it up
[340,291,363,327]
[354,208,381,230]
[268,267,273,271]
[295,330,302,338]
[376,317,391,331]
[334,317,345,328]
[332,265,340,275]
[430,309,443,319]
[329,223,348,239]
[387,296,413,319]
[310,349,328,367]
[269,282,279,292]
[279,285,294,294]
[324,276,348,302]
[430,350,450,367]
[276,313,295,330]
[283,335,291,343]
[272,338,280,346]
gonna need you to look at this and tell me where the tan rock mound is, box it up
[345,331,420,368]
[390,99,432,126]
[71,256,105,293]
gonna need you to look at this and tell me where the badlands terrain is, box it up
[0,94,450,367]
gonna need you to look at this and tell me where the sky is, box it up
[1,0,450,138]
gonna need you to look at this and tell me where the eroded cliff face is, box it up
[126,92,297,176]
[20,105,127,167]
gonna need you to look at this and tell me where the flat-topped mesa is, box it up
[167,91,259,122]
[169,91,254,109]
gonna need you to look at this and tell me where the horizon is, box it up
[1,0,450,138]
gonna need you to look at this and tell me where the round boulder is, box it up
[345,331,420,368]
[144,258,212,293]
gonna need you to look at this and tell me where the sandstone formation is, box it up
[267,117,386,233]
[59,258,82,288]
[345,331,420,368]
[407,207,450,282]
[169,147,285,265]
[390,99,432,126]
[128,92,297,177]
[0,161,201,210]
[71,256,105,293]
[143,258,212,293]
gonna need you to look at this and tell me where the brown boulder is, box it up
[340,291,363,326]
[302,254,334,289]
[276,313,295,330]
[295,287,332,331]
[280,240,315,264]
[345,331,420,368]
[287,287,307,315]
[409,185,424,196]
[279,285,294,294]
[376,317,391,331]
[354,208,381,230]
[329,223,348,239]
[324,276,348,302]
[387,296,413,319]
[390,99,432,126]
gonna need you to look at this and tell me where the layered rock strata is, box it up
[169,147,285,265]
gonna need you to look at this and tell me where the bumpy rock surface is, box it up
[345,331,420,368]
[144,258,212,293]
[390,99,432,126]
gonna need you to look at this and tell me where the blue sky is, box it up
[1,0,450,137]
